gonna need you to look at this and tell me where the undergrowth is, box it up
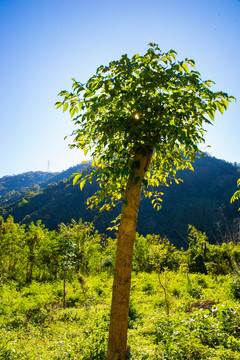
[1,272,240,359]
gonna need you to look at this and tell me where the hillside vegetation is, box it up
[0,155,239,247]
[1,217,240,359]
[0,171,58,208]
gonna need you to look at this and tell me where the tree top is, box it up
[56,43,235,211]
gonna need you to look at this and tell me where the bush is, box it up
[231,277,240,300]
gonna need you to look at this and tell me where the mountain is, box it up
[138,155,240,246]
[0,171,58,208]
[0,156,239,248]
[0,163,90,208]
[0,171,56,196]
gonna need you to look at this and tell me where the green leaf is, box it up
[80,179,86,191]
[231,190,240,203]
[161,58,168,64]
[182,63,189,73]
[55,101,62,109]
[63,102,69,112]
[83,148,88,156]
[72,174,82,186]
[222,99,229,110]
[185,58,195,67]
[217,103,224,115]
[207,109,215,120]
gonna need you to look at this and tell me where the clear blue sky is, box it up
[0,0,239,178]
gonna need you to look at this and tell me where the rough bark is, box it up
[107,148,153,360]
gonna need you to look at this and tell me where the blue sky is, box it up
[0,0,239,178]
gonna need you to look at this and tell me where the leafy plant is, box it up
[231,178,240,211]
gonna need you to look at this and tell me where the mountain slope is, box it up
[0,171,58,207]
[0,171,57,196]
[0,156,239,247]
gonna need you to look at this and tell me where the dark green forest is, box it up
[0,155,239,248]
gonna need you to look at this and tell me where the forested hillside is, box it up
[0,155,239,248]
[0,171,58,196]
[0,171,58,207]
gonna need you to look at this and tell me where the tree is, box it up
[53,223,77,308]
[0,216,26,282]
[56,43,234,359]
[57,218,101,275]
[24,220,47,283]
[186,225,208,274]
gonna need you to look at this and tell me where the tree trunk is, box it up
[107,148,153,360]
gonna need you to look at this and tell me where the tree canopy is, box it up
[56,43,234,212]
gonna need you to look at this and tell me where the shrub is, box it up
[231,277,240,300]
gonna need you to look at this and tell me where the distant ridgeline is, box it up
[0,155,239,248]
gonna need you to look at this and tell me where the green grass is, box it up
[1,272,240,359]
